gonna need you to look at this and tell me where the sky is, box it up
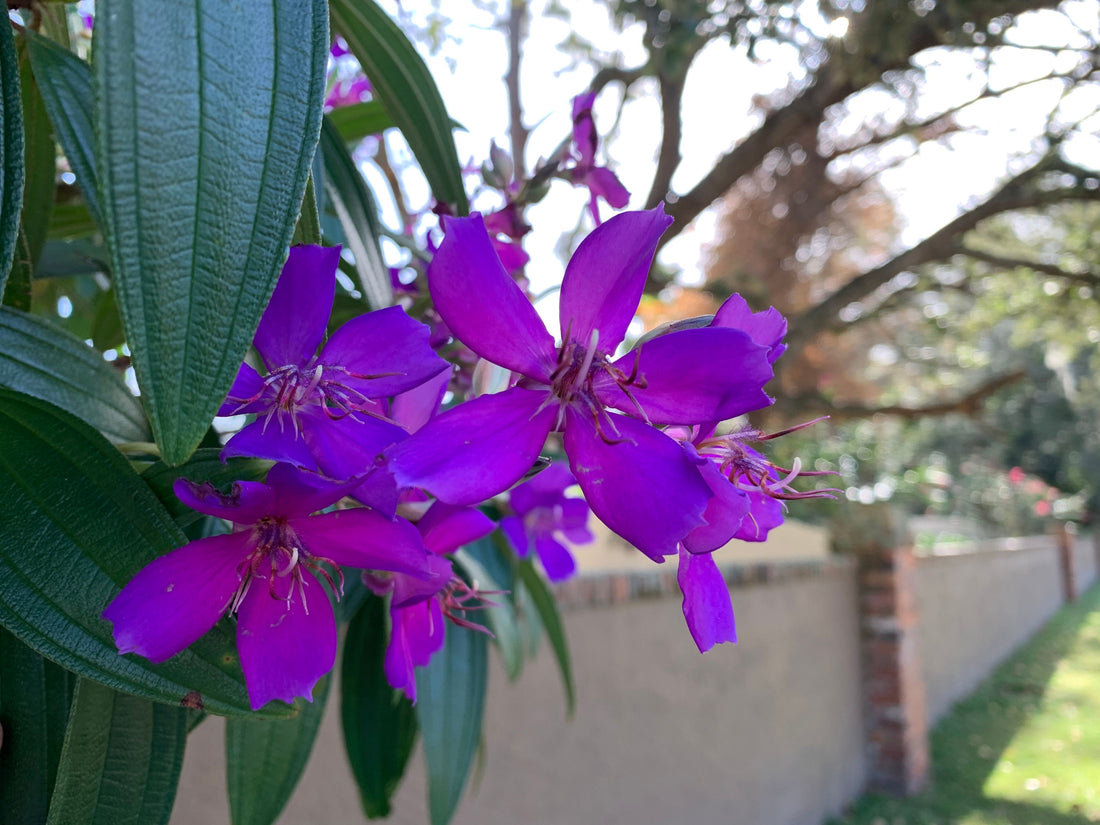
[365,0,1100,336]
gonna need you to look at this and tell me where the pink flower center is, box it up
[229,517,342,615]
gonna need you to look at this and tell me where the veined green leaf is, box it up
[4,38,54,311]
[330,0,468,214]
[0,12,25,296]
[226,675,330,825]
[0,305,148,443]
[319,115,392,310]
[95,1,328,465]
[416,622,488,825]
[328,100,393,143]
[516,557,575,716]
[24,31,99,228]
[0,390,287,719]
[45,678,187,825]
[0,629,75,823]
[341,596,417,819]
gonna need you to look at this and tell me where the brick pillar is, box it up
[1054,522,1076,602]
[833,504,929,796]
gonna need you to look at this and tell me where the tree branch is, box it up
[957,247,1100,288]
[786,154,1100,352]
[506,0,529,181]
[644,70,687,210]
[775,369,1027,421]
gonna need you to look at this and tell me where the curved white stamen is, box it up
[571,329,600,398]
[775,457,802,491]
[277,546,300,577]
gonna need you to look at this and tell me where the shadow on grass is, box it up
[832,583,1100,825]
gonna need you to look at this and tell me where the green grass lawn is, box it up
[832,583,1100,825]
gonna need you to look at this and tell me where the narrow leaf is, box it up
[319,115,392,309]
[45,678,187,825]
[3,38,53,310]
[0,629,75,823]
[516,557,575,716]
[415,622,488,825]
[95,1,328,464]
[330,0,468,214]
[0,305,148,443]
[292,172,322,247]
[24,30,100,229]
[455,543,524,680]
[341,595,418,819]
[0,13,25,295]
[226,675,331,825]
[328,100,393,143]
[0,390,285,719]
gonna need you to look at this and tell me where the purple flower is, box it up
[219,245,448,481]
[500,463,592,582]
[569,92,630,225]
[325,77,373,110]
[102,464,448,710]
[367,501,496,702]
[387,206,776,560]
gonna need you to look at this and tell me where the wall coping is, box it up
[553,556,855,611]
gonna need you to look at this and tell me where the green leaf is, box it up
[141,449,271,529]
[292,172,323,247]
[330,0,469,214]
[0,629,75,823]
[0,305,148,443]
[516,557,575,716]
[0,12,25,297]
[455,542,524,680]
[415,622,488,825]
[4,38,54,311]
[47,202,98,240]
[328,100,394,143]
[0,390,286,719]
[24,30,99,229]
[95,1,328,465]
[319,115,392,310]
[45,678,187,825]
[226,674,330,825]
[341,595,418,819]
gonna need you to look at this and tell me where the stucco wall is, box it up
[171,561,865,825]
[915,542,1064,725]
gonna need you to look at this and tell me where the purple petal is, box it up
[292,508,439,580]
[103,534,250,663]
[173,477,274,525]
[385,598,445,702]
[509,462,576,514]
[390,557,454,607]
[265,462,357,519]
[559,207,672,354]
[500,515,530,557]
[534,535,577,582]
[677,546,736,653]
[429,214,556,380]
[586,167,630,209]
[390,368,451,433]
[298,408,408,481]
[712,294,788,363]
[219,363,268,416]
[254,246,340,371]
[571,93,597,167]
[563,410,709,561]
[559,498,594,543]
[735,490,785,542]
[351,466,400,518]
[220,417,320,472]
[236,570,336,709]
[597,327,774,425]
[319,306,449,397]
[418,502,496,556]
[386,387,555,506]
[682,461,751,554]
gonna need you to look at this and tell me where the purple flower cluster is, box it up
[104,197,824,710]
